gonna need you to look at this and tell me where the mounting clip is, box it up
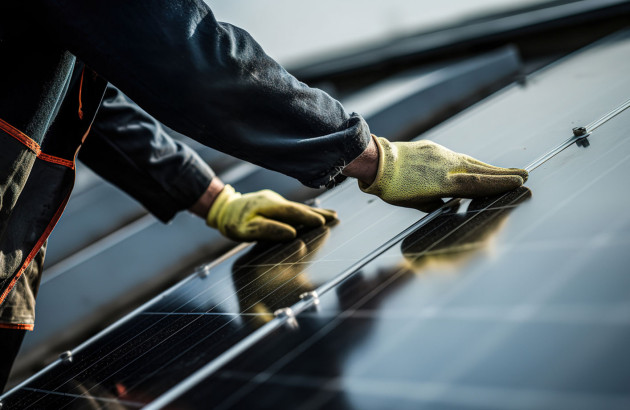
[299,291,320,307]
[274,307,299,329]
[572,126,590,148]
[572,126,587,137]
[196,264,211,278]
[59,350,73,364]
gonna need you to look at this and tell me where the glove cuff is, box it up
[358,135,396,197]
[206,184,240,228]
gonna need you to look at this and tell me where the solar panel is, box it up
[169,104,630,409]
[3,26,630,410]
[159,37,630,409]
[20,47,521,372]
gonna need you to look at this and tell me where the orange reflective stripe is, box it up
[0,188,72,307]
[38,153,75,169]
[39,152,75,168]
[0,117,40,153]
[78,67,85,120]
[0,118,75,169]
[0,323,34,331]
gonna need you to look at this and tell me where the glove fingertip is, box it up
[245,218,298,242]
[302,211,326,228]
[500,168,528,182]
[516,169,529,183]
[267,220,298,241]
[275,229,297,242]
[514,175,525,187]
[493,175,524,190]
[314,208,338,222]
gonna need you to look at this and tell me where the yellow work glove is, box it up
[359,136,528,209]
[206,184,336,242]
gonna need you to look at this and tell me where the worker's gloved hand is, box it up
[207,184,336,241]
[359,136,528,209]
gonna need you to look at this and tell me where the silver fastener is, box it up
[197,264,211,278]
[274,307,299,329]
[59,350,73,363]
[299,291,320,306]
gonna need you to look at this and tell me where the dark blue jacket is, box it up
[0,0,370,328]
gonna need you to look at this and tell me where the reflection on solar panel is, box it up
[22,46,521,367]
[3,28,630,410]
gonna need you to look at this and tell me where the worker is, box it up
[0,0,527,392]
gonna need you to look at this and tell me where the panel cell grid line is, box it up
[26,44,521,366]
[0,167,426,408]
[145,29,630,407]
[149,32,627,410]
[166,107,630,410]
[4,25,630,410]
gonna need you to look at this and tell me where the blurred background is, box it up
[208,0,552,67]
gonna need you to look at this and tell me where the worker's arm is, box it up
[42,0,370,189]
[84,85,336,240]
[188,133,528,241]
[79,85,215,223]
[50,0,526,215]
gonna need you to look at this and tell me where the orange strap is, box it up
[0,118,75,169]
[78,67,85,120]
[0,118,76,308]
[0,323,34,331]
[0,194,71,308]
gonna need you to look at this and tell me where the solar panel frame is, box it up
[3,25,630,410]
[17,47,522,377]
[164,94,630,410]
[153,29,630,409]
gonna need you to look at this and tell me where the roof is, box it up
[4,23,630,410]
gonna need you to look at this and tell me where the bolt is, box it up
[59,350,73,363]
[273,307,293,319]
[572,127,587,137]
[274,307,299,329]
[299,291,320,306]
[197,265,211,278]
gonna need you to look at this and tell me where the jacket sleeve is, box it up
[79,85,214,223]
[42,0,371,188]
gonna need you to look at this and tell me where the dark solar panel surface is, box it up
[172,108,630,409]
[21,47,520,364]
[2,184,424,408]
[162,29,630,409]
[2,28,630,410]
